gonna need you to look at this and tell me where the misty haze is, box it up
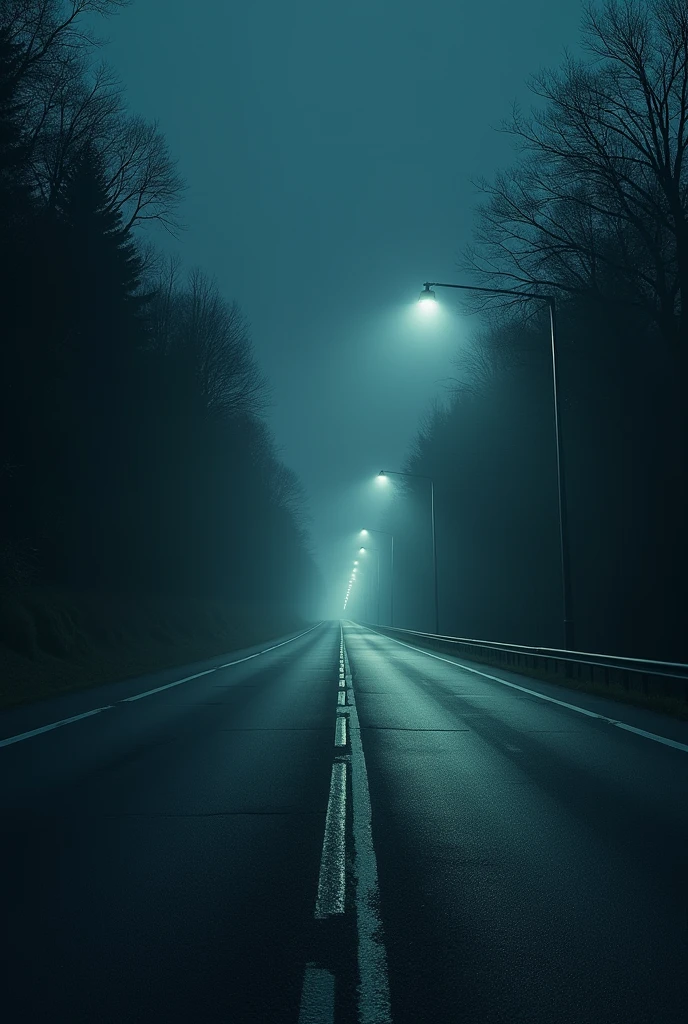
[1,1,687,1022]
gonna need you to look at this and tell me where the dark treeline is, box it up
[384,0,687,662]
[0,1,320,687]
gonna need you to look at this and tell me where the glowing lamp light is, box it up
[418,283,437,312]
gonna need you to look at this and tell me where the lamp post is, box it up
[378,470,438,634]
[419,280,573,650]
[358,545,380,623]
[360,529,394,626]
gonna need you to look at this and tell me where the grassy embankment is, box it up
[0,586,307,710]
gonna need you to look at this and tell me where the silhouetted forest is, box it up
[0,1,320,696]
[383,0,688,662]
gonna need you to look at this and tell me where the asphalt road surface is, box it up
[1,620,686,1023]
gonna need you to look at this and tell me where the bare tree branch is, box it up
[462,0,688,353]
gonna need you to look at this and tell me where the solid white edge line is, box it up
[314,761,347,918]
[219,621,324,667]
[341,627,393,1023]
[298,965,335,1024]
[362,625,688,755]
[0,707,111,748]
[0,620,326,748]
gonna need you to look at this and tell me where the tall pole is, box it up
[430,479,439,634]
[379,473,436,633]
[420,282,574,649]
[548,299,573,650]
[390,533,394,627]
[362,529,393,627]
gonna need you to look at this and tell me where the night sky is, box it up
[100,0,583,611]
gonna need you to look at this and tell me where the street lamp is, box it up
[359,528,395,626]
[358,544,381,624]
[378,469,438,634]
[345,554,360,611]
[418,283,438,312]
[419,279,573,650]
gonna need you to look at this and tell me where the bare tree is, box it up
[2,1,128,74]
[464,0,688,370]
[101,114,185,234]
[269,462,310,524]
[25,55,122,206]
[151,268,268,419]
[4,1,184,232]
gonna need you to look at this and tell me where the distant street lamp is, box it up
[378,469,438,634]
[359,528,395,626]
[418,280,573,650]
[344,555,361,611]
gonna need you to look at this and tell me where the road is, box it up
[1,620,686,1023]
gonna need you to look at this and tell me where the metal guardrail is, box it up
[361,624,688,704]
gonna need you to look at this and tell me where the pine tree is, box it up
[0,28,35,583]
[56,142,145,337]
[50,143,148,588]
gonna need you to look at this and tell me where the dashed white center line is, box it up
[297,965,335,1024]
[335,715,348,746]
[302,626,392,1023]
[315,762,347,918]
[342,630,393,1024]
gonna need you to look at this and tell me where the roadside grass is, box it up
[0,585,307,710]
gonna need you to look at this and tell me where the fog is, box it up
[2,0,687,667]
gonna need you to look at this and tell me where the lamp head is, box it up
[418,283,437,311]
